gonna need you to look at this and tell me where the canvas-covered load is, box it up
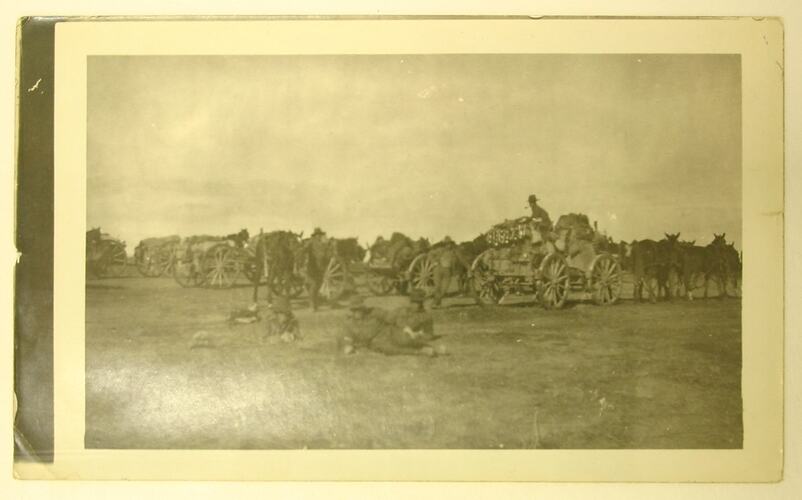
[368,232,429,270]
[484,216,542,247]
[138,235,180,248]
[184,234,224,246]
[554,213,595,242]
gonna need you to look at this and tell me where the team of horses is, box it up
[622,233,741,302]
[244,227,743,309]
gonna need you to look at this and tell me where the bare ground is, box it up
[85,273,742,449]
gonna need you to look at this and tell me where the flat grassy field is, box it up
[85,274,741,449]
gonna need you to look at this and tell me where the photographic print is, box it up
[12,17,783,482]
[84,53,743,450]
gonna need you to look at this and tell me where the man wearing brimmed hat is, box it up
[311,227,327,239]
[265,295,300,342]
[339,294,441,356]
[528,194,553,231]
[338,295,389,354]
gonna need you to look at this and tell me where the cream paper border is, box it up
[19,17,783,481]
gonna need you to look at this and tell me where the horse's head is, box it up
[86,227,102,244]
[664,232,681,244]
[659,233,682,267]
[711,233,727,247]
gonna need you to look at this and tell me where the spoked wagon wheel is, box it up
[537,253,569,310]
[174,261,203,287]
[366,271,394,296]
[588,253,622,306]
[269,274,306,298]
[156,248,175,277]
[173,251,204,288]
[407,254,436,296]
[319,257,347,300]
[203,244,242,289]
[139,248,172,277]
[135,251,158,277]
[471,250,503,306]
[102,242,128,278]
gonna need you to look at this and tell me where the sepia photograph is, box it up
[9,16,786,484]
[84,52,744,450]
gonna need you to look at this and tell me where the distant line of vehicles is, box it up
[86,213,741,310]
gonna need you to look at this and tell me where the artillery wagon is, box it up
[86,228,128,278]
[172,231,252,289]
[134,235,180,277]
[361,233,431,296]
[470,214,623,309]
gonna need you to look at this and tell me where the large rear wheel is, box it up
[407,253,436,296]
[589,253,622,306]
[320,257,347,300]
[471,250,503,306]
[538,253,569,310]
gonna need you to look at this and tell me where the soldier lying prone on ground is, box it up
[264,296,301,343]
[338,292,445,357]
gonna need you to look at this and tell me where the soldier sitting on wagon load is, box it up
[528,194,553,234]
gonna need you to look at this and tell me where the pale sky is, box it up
[87,54,741,251]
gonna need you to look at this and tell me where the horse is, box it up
[677,239,708,300]
[724,243,742,295]
[628,239,662,302]
[251,230,303,305]
[86,227,102,245]
[704,233,732,298]
[656,232,683,300]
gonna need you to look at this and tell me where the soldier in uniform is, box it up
[311,226,327,242]
[528,194,558,254]
[338,293,442,356]
[306,227,332,312]
[372,289,442,356]
[264,296,301,343]
[338,295,389,354]
[528,194,553,232]
[431,236,456,308]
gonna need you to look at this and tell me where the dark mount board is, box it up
[14,16,62,463]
